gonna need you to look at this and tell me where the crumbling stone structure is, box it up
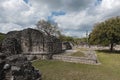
[4,28,62,59]
[0,53,6,80]
[62,42,73,50]
[0,37,41,80]
[0,53,41,80]
[44,36,62,54]
[1,38,22,56]
[0,28,63,80]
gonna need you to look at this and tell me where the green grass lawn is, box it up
[32,50,120,80]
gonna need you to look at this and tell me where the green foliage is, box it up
[59,35,74,42]
[59,35,89,46]
[89,16,120,50]
[0,33,5,42]
[78,37,87,42]
[71,37,88,46]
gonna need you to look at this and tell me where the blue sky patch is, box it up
[51,11,66,16]
[23,0,29,4]
[47,11,66,23]
[95,0,102,6]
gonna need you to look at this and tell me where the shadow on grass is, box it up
[96,49,120,54]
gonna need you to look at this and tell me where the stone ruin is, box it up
[5,28,62,60]
[0,53,41,80]
[62,42,73,50]
[0,38,41,80]
[1,38,22,56]
[0,28,63,80]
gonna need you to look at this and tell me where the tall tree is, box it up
[36,20,60,36]
[89,16,120,51]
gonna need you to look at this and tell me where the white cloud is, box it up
[0,23,23,33]
[0,0,120,37]
[0,22,36,33]
[53,0,120,37]
[30,0,94,12]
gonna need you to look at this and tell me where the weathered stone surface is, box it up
[0,53,6,80]
[0,36,42,80]
[6,28,44,53]
[0,53,41,80]
[1,38,22,56]
[0,28,62,80]
[26,55,37,61]
[6,55,41,80]
[44,36,62,54]
[5,28,62,59]
[21,28,44,52]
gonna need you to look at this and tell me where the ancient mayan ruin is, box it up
[3,28,62,60]
[0,28,64,80]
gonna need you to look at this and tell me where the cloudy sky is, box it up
[0,0,120,37]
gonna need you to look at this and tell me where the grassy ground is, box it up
[32,49,120,80]
[69,47,88,57]
[70,51,85,57]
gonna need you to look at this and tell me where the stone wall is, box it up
[0,37,41,80]
[21,28,45,52]
[53,55,98,64]
[7,28,44,53]
[52,50,99,65]
[44,36,62,54]
[0,53,41,80]
[1,38,22,56]
[5,28,62,59]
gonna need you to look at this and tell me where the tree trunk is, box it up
[110,42,114,51]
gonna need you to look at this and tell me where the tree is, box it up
[36,20,60,36]
[89,16,120,51]
[59,35,74,42]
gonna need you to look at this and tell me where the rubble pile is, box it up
[0,53,41,80]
